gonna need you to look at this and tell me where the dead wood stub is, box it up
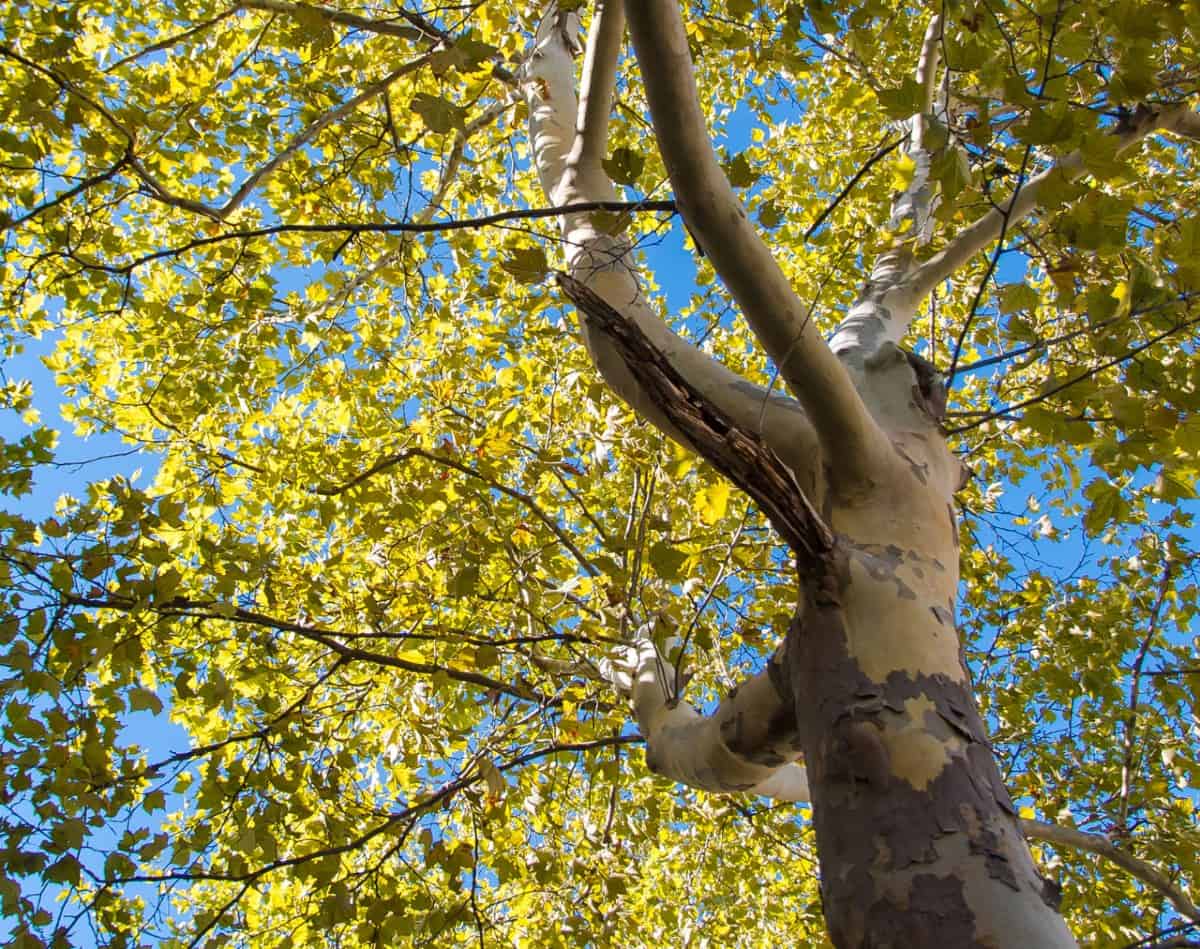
[557,272,833,570]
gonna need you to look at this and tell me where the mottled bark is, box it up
[524,0,1105,944]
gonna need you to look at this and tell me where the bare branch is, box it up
[571,0,623,175]
[603,635,809,802]
[132,53,437,221]
[908,103,1195,300]
[1022,819,1200,923]
[624,1,885,484]
[523,3,822,489]
[217,56,435,218]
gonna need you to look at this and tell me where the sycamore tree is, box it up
[1,0,1199,945]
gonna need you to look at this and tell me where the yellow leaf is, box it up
[697,481,731,525]
[891,153,917,192]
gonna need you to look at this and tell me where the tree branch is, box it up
[559,273,833,567]
[570,0,623,175]
[236,0,424,41]
[135,53,437,222]
[910,13,944,154]
[76,199,676,273]
[1022,818,1199,923]
[946,310,1200,434]
[0,150,132,232]
[216,56,435,218]
[105,7,241,71]
[623,0,885,485]
[1119,559,1175,831]
[523,2,823,491]
[908,103,1196,300]
[315,446,602,578]
[604,635,809,802]
[803,135,902,242]
[67,594,552,705]
[830,13,944,357]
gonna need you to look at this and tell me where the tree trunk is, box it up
[788,542,1075,947]
[533,3,1083,944]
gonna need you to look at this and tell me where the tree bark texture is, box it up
[531,2,1086,944]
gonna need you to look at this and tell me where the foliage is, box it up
[0,0,1197,945]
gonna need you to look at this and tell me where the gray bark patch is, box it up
[859,873,986,949]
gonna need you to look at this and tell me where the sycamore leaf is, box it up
[449,565,480,597]
[602,146,645,186]
[649,541,689,581]
[500,246,549,284]
[696,481,731,525]
[876,77,924,118]
[411,93,466,135]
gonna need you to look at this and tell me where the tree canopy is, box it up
[0,0,1198,946]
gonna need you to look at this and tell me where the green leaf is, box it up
[500,246,549,284]
[649,541,689,581]
[128,687,164,715]
[723,152,758,188]
[1083,479,1127,535]
[999,283,1040,314]
[876,77,924,118]
[411,93,466,135]
[44,856,81,887]
[602,146,645,186]
[449,564,480,596]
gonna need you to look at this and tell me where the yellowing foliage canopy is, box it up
[0,0,1198,946]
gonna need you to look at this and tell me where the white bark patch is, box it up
[605,637,809,801]
[843,553,962,684]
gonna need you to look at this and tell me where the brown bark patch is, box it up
[859,873,986,949]
[792,572,1040,946]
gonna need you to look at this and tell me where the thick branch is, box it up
[559,274,833,566]
[1022,819,1199,923]
[571,0,623,175]
[910,13,944,153]
[605,637,809,802]
[1170,110,1200,141]
[830,14,943,358]
[523,3,822,490]
[623,1,885,484]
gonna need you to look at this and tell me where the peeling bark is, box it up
[790,560,1073,946]
[524,1,1119,944]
